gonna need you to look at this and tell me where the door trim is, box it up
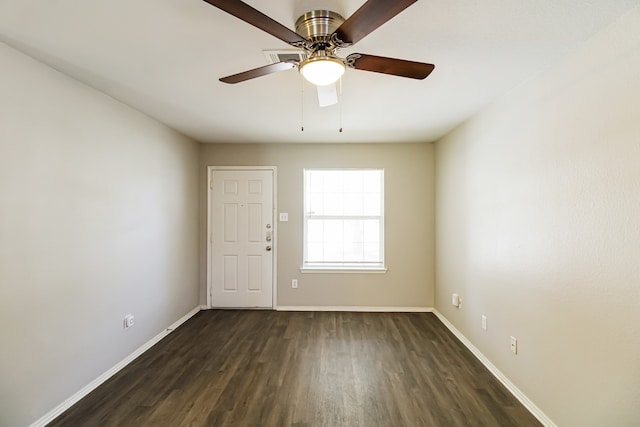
[206,166,278,309]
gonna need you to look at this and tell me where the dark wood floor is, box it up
[49,310,542,427]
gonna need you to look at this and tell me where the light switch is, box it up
[279,213,288,222]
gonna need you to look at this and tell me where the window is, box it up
[303,169,385,271]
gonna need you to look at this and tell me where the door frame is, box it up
[206,166,278,309]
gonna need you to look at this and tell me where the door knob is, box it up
[266,245,272,251]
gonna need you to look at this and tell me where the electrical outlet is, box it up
[481,315,487,331]
[510,336,518,354]
[452,293,460,307]
[291,279,298,289]
[124,314,135,329]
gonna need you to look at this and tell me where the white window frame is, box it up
[301,168,387,273]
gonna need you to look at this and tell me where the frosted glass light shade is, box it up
[300,57,345,86]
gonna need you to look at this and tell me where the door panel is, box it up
[247,256,262,291]
[211,169,273,308]
[224,204,238,242]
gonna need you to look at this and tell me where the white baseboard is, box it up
[276,306,433,312]
[30,306,202,427]
[31,306,553,426]
[433,310,556,427]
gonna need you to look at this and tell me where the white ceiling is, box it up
[0,0,637,143]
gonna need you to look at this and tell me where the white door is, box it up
[210,169,274,308]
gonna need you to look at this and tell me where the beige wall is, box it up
[199,143,435,308]
[0,44,200,426]
[4,6,639,427]
[435,8,640,427]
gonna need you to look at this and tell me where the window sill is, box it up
[300,266,388,274]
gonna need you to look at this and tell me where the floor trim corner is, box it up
[433,310,556,427]
[30,306,201,427]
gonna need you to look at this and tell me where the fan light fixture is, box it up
[213,3,436,94]
[299,56,345,86]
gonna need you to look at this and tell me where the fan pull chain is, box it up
[300,74,305,132]
[338,77,343,133]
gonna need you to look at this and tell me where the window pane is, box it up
[343,194,363,216]
[307,242,323,261]
[363,194,381,216]
[323,242,343,261]
[323,220,343,244]
[324,193,343,216]
[323,171,342,192]
[308,171,323,193]
[307,193,323,216]
[363,220,380,243]
[363,170,382,193]
[344,243,364,261]
[303,169,383,268]
[307,220,323,243]
[343,220,363,244]
[363,243,380,261]
[343,171,363,193]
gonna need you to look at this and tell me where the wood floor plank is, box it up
[48,311,542,427]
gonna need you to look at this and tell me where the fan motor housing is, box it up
[295,10,344,42]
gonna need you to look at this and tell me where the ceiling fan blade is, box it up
[334,0,416,45]
[346,53,434,80]
[202,0,307,45]
[220,61,297,84]
[317,83,338,107]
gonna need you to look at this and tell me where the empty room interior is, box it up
[1,1,639,426]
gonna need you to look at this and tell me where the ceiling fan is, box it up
[203,0,435,106]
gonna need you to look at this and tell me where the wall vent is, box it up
[263,49,307,64]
